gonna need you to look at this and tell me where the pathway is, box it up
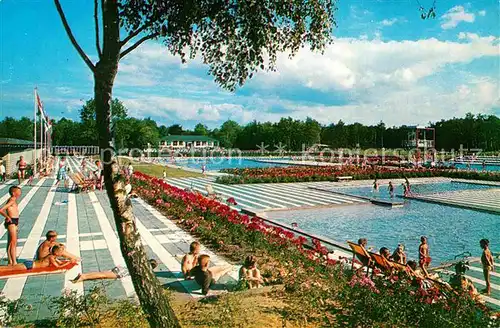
[0,157,238,322]
[406,188,500,214]
[165,177,367,211]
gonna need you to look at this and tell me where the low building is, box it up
[160,135,219,149]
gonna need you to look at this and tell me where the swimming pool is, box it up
[452,163,500,172]
[164,157,291,171]
[336,181,494,201]
[266,182,499,264]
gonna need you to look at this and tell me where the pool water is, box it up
[336,182,494,201]
[266,182,499,264]
[453,163,500,172]
[165,157,290,171]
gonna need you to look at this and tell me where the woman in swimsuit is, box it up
[17,156,27,184]
[480,239,494,295]
[0,245,65,273]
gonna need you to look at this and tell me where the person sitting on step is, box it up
[238,255,264,289]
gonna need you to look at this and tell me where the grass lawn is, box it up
[117,157,203,178]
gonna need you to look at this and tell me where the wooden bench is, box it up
[337,176,353,182]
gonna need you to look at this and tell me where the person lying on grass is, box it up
[36,230,80,262]
[238,255,264,289]
[190,254,233,295]
[70,259,158,283]
[0,245,66,272]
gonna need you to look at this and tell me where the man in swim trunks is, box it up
[0,186,21,265]
[190,254,233,295]
[70,259,158,283]
[0,245,66,272]
[181,241,200,279]
[480,238,494,295]
[419,236,431,277]
[17,156,27,184]
[36,230,80,262]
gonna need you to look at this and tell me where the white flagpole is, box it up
[34,88,37,176]
[40,111,43,175]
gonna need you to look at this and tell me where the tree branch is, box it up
[54,0,95,72]
[94,0,102,58]
[120,33,159,59]
[121,24,147,46]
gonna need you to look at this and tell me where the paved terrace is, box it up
[0,156,239,322]
[0,156,498,322]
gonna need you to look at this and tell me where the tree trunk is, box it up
[94,67,181,328]
[92,2,181,327]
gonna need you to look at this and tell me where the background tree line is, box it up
[1,100,499,151]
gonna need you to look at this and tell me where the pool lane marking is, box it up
[0,179,42,242]
[2,179,56,300]
[88,191,135,297]
[64,193,83,295]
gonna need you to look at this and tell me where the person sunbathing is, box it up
[355,238,373,268]
[0,245,66,272]
[379,247,392,261]
[392,244,407,265]
[36,230,80,262]
[71,259,158,283]
[238,255,264,289]
[181,241,201,279]
[190,255,234,295]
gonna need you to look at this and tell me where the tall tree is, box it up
[167,124,183,136]
[54,0,337,325]
[193,123,209,136]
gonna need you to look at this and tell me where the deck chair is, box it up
[76,171,95,190]
[369,253,394,274]
[68,173,84,192]
[205,184,221,200]
[347,241,373,275]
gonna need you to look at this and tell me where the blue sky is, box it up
[1,0,498,129]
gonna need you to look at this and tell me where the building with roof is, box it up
[160,135,219,149]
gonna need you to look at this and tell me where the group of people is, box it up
[181,241,263,295]
[373,177,412,198]
[358,236,495,296]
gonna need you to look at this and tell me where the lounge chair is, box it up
[370,253,394,274]
[347,241,373,275]
[205,184,221,200]
[68,173,94,192]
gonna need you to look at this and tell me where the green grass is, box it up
[117,157,203,178]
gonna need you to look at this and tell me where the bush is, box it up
[132,172,498,327]
[216,166,500,184]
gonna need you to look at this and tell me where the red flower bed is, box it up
[217,165,500,184]
[132,171,330,263]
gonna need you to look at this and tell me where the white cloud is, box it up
[478,10,486,16]
[111,33,499,127]
[440,6,475,29]
[253,35,499,92]
[380,18,398,26]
